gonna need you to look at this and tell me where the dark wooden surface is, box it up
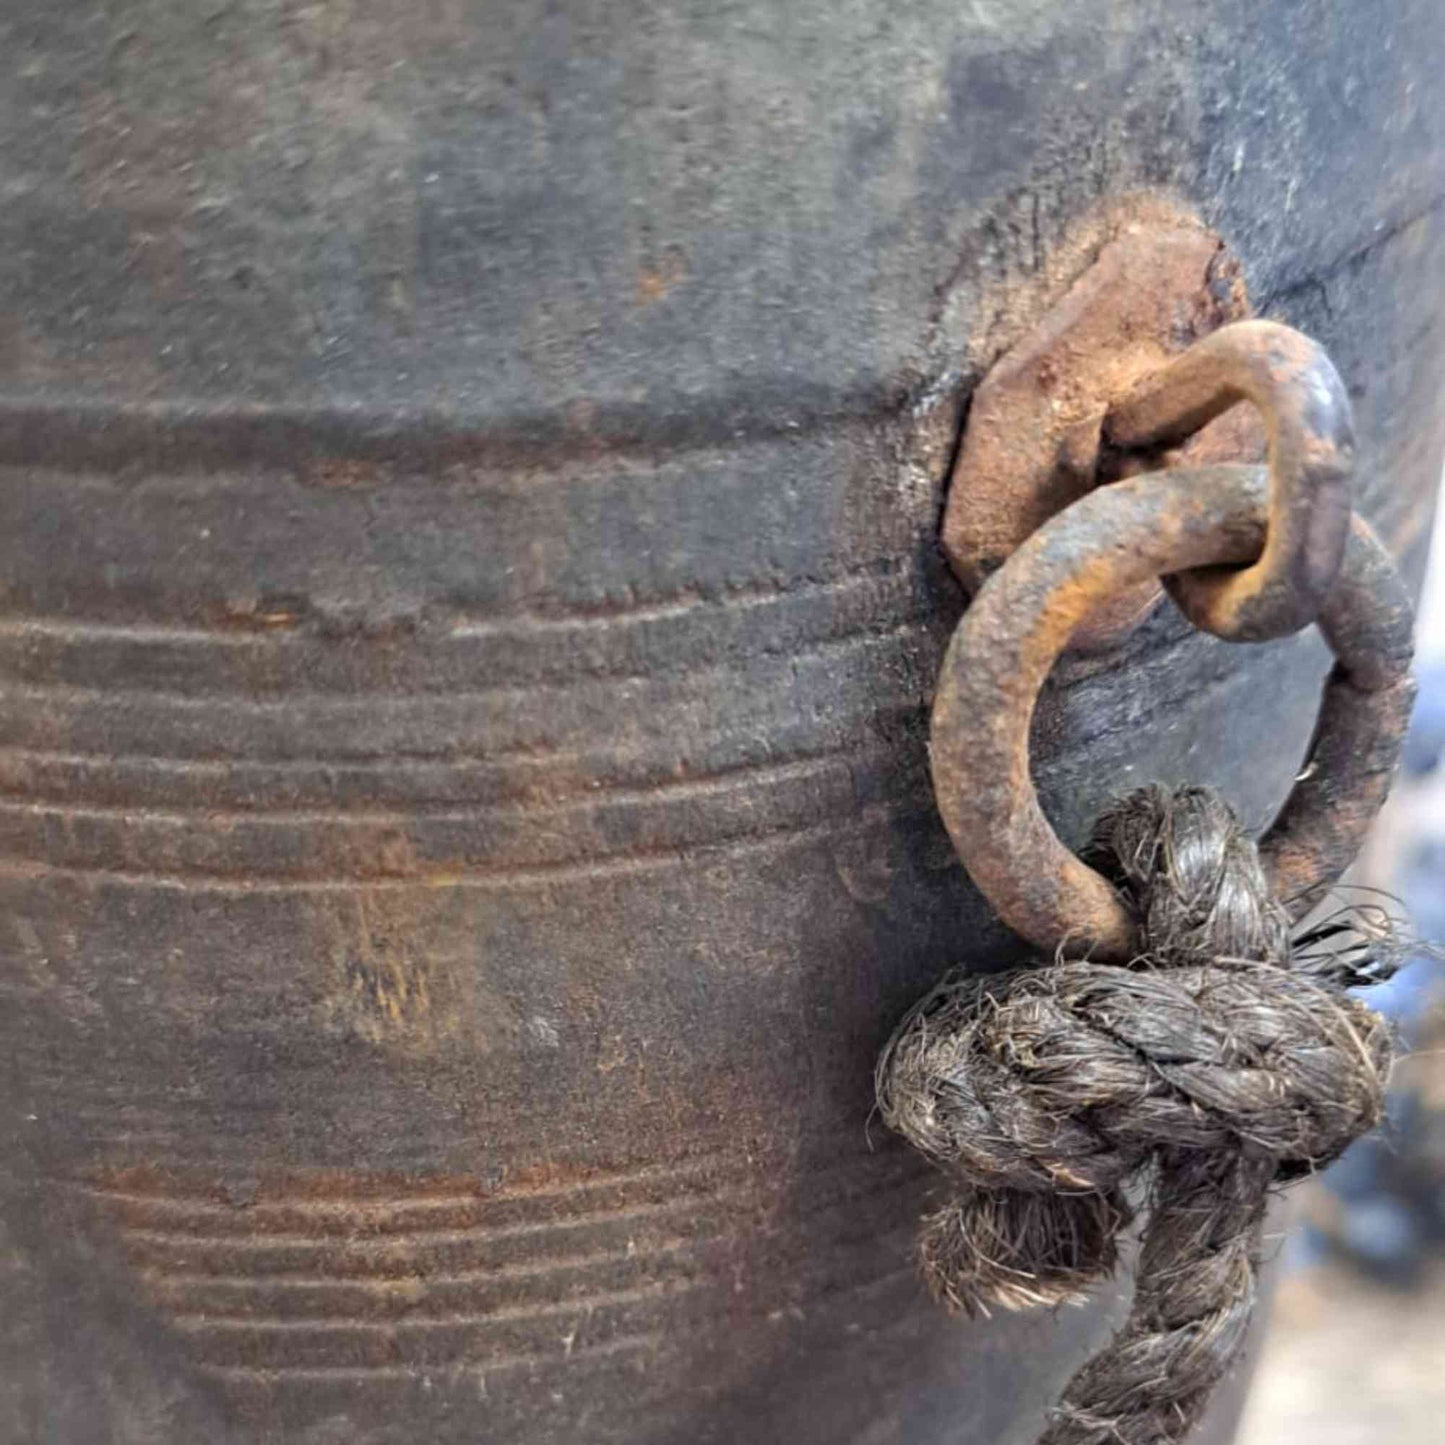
[0,3,1443,1441]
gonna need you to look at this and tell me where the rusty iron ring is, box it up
[1104,320,1354,642]
[930,463,1415,962]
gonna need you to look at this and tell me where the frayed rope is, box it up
[876,785,1402,1444]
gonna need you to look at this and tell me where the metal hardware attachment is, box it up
[929,463,1415,962]
[939,218,1261,648]
[1105,319,1354,641]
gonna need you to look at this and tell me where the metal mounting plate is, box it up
[941,219,1266,647]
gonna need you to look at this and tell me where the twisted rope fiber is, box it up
[876,785,1397,1444]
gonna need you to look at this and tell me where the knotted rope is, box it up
[876,785,1396,1444]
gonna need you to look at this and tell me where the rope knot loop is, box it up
[877,785,1395,1444]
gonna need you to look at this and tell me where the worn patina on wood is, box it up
[1,3,1444,1443]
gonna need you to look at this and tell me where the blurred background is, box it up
[1237,491,1445,1444]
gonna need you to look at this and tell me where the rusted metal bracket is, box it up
[931,220,1404,958]
[941,219,1266,646]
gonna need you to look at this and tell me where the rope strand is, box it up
[877,785,1395,1444]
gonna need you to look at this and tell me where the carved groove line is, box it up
[0,799,938,890]
[0,744,922,825]
[79,1156,924,1380]
[0,558,919,646]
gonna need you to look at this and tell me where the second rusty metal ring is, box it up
[1104,320,1355,642]
[930,463,1415,962]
